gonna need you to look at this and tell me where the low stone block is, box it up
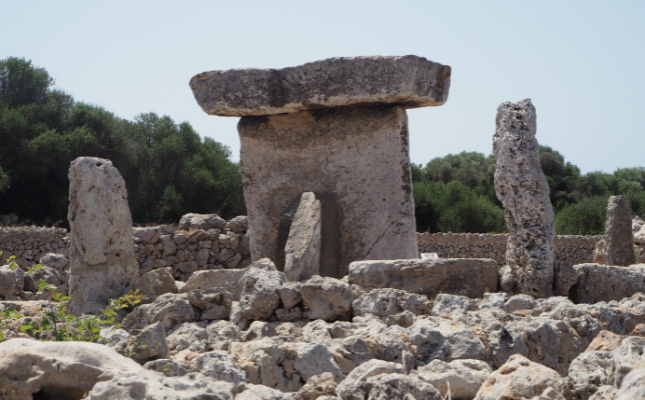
[348,258,499,298]
[571,263,645,304]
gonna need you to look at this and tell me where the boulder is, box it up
[293,343,343,382]
[335,359,405,400]
[300,276,352,321]
[137,268,177,304]
[127,322,169,364]
[188,351,247,387]
[348,258,498,298]
[187,288,232,320]
[413,359,492,400]
[87,370,235,400]
[122,293,199,332]
[67,157,139,315]
[143,359,188,377]
[431,293,478,316]
[634,216,645,245]
[353,288,430,317]
[177,213,226,231]
[493,99,555,298]
[571,263,645,303]
[0,264,24,299]
[239,267,286,320]
[0,338,143,400]
[237,384,292,400]
[180,268,248,299]
[365,373,443,400]
[474,354,562,400]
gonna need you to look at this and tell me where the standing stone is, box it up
[493,99,555,298]
[604,195,636,266]
[283,192,321,282]
[190,56,451,275]
[67,157,139,315]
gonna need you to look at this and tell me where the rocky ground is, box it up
[3,254,645,399]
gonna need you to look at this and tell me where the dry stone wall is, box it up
[418,232,602,266]
[0,227,68,266]
[1,225,606,274]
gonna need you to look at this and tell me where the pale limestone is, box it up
[67,157,138,315]
[493,99,555,298]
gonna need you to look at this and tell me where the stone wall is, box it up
[417,232,603,266]
[1,225,606,274]
[0,227,69,267]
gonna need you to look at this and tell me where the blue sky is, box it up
[2,0,643,173]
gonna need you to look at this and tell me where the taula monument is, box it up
[190,56,451,276]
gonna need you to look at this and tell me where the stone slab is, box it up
[239,105,418,275]
[283,192,322,282]
[348,258,499,298]
[571,263,645,303]
[190,55,451,116]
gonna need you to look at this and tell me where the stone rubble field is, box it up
[4,251,645,399]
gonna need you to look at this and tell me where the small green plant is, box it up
[0,307,23,341]
[19,290,145,344]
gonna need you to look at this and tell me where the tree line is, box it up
[412,148,645,235]
[0,57,245,226]
[2,57,644,235]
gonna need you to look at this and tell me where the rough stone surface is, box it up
[0,338,143,400]
[137,268,177,304]
[604,195,636,266]
[300,275,352,321]
[493,99,556,298]
[239,267,286,320]
[571,264,645,304]
[0,264,24,299]
[238,105,419,276]
[177,213,226,231]
[413,359,492,399]
[615,357,645,400]
[67,157,139,315]
[348,258,498,298]
[335,359,405,400]
[87,370,235,400]
[634,216,645,245]
[474,354,561,400]
[122,293,199,332]
[283,192,321,282]
[190,55,451,117]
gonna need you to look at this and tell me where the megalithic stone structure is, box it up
[604,195,636,266]
[190,56,451,276]
[494,99,556,298]
[67,157,139,315]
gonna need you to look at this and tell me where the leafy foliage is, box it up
[0,57,245,225]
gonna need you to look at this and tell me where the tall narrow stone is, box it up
[493,99,555,298]
[67,157,139,315]
[190,56,451,275]
[283,192,322,282]
[604,195,636,266]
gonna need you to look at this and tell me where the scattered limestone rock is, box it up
[177,213,226,231]
[301,275,352,321]
[0,338,143,400]
[137,267,177,304]
[87,370,235,400]
[474,354,561,400]
[413,359,493,399]
[239,267,286,320]
[122,293,199,332]
[143,359,189,377]
[127,322,169,364]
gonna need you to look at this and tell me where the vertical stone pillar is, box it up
[604,195,636,266]
[67,157,139,315]
[189,56,451,275]
[494,99,555,298]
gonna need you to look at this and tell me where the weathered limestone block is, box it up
[571,264,645,303]
[604,195,636,266]
[634,216,645,245]
[190,55,451,117]
[67,157,139,315]
[494,99,555,298]
[283,192,321,282]
[239,106,419,275]
[348,258,498,298]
